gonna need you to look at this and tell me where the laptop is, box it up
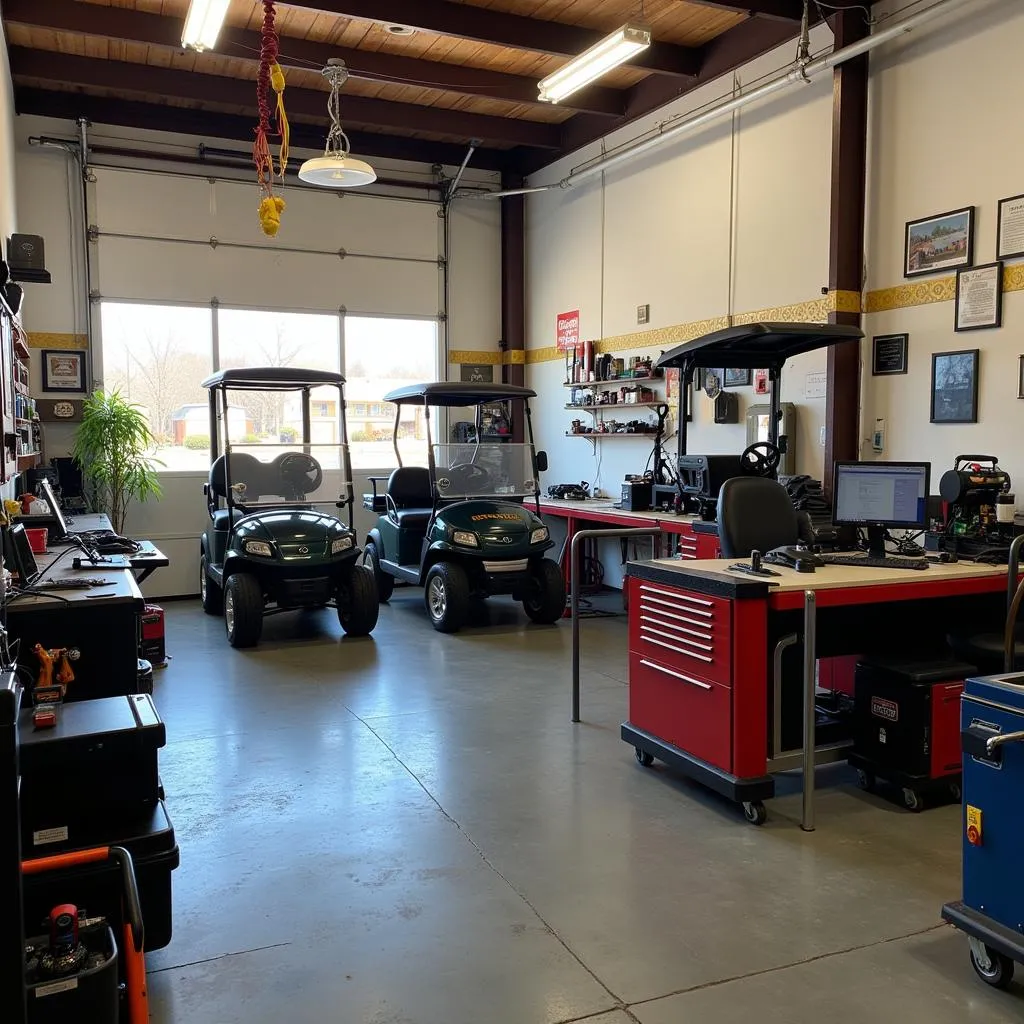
[6,523,41,586]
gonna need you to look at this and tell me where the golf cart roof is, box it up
[383,382,537,407]
[656,322,864,371]
[202,368,346,390]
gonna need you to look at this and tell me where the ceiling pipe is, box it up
[463,0,982,200]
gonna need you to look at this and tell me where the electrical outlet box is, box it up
[872,418,885,453]
[636,303,649,325]
[819,426,826,448]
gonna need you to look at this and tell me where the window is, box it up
[345,316,437,469]
[100,301,213,470]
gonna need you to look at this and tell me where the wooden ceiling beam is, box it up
[685,1,805,21]
[7,48,562,150]
[14,87,511,171]
[282,1,702,78]
[1,0,625,118]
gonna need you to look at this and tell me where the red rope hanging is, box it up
[253,0,285,235]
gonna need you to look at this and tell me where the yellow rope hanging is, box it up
[258,195,286,237]
[254,2,288,236]
[271,62,290,177]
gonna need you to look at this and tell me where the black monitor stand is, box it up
[866,524,888,560]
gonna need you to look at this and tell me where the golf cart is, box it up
[200,368,378,648]
[361,382,564,633]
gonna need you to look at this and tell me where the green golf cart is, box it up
[200,367,378,648]
[361,382,565,633]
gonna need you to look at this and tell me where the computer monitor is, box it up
[5,523,39,586]
[39,477,70,540]
[832,461,931,559]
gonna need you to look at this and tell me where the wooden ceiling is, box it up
[3,0,817,175]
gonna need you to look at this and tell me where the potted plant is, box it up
[72,390,162,534]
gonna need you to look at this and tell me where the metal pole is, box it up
[571,527,662,723]
[802,589,817,832]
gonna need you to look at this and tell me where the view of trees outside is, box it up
[99,303,439,472]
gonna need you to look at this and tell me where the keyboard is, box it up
[818,552,929,571]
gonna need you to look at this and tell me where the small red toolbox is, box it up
[140,604,165,666]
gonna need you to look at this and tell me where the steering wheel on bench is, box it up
[740,441,781,478]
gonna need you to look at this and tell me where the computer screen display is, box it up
[39,477,69,539]
[6,523,39,585]
[833,461,930,527]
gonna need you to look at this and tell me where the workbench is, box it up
[620,556,1012,824]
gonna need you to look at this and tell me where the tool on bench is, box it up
[727,548,781,578]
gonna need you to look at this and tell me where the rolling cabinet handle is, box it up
[639,607,715,631]
[639,614,712,641]
[639,594,712,618]
[641,624,713,650]
[640,634,714,662]
[639,659,713,689]
[639,584,713,607]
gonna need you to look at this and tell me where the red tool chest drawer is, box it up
[630,580,732,686]
[628,652,732,771]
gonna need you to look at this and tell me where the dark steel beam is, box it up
[685,1,805,21]
[1,0,625,118]
[13,88,512,171]
[286,1,702,77]
[499,171,527,405]
[824,10,869,497]
[8,48,561,149]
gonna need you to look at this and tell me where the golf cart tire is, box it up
[200,550,223,615]
[363,541,394,603]
[424,561,470,633]
[225,573,264,648]
[523,559,566,624]
[338,564,380,637]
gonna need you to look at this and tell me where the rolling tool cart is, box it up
[941,672,1024,990]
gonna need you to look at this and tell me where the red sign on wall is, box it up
[556,310,580,352]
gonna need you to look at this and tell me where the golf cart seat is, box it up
[208,453,265,529]
[386,467,433,529]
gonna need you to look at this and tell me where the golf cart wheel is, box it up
[362,541,394,602]
[200,551,223,615]
[337,564,380,637]
[522,559,566,624]
[224,573,263,648]
[969,939,1015,989]
[424,561,469,633]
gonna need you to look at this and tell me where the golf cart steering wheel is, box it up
[278,453,323,498]
[445,463,492,492]
[740,441,781,478]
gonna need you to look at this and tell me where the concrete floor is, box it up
[146,592,1022,1023]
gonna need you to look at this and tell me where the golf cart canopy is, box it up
[202,368,346,390]
[383,382,537,407]
[657,322,863,372]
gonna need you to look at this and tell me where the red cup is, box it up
[26,528,48,554]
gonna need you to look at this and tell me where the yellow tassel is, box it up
[259,194,286,237]
[270,62,290,177]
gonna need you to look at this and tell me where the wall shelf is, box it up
[565,402,664,411]
[563,378,659,389]
[566,432,658,439]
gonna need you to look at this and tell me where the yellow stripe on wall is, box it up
[28,332,88,350]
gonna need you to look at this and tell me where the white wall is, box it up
[861,0,1024,490]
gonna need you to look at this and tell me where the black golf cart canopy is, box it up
[384,382,536,406]
[202,368,346,390]
[657,322,863,372]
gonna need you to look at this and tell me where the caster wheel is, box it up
[634,747,654,767]
[969,939,1015,989]
[903,788,922,812]
[742,801,767,826]
[856,769,876,793]
[948,781,962,802]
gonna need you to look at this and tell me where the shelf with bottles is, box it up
[563,401,665,411]
[565,431,659,439]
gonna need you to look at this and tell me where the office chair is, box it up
[947,535,1024,672]
[716,476,812,558]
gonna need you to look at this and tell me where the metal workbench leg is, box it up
[802,589,817,832]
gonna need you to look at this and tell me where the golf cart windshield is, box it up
[223,443,349,510]
[432,442,537,501]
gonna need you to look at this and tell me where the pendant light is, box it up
[298,60,376,188]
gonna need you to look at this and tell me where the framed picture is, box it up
[41,349,85,392]
[871,334,908,375]
[955,261,1003,332]
[1018,355,1024,400]
[904,206,974,278]
[723,367,751,388]
[998,194,1024,261]
[930,349,979,423]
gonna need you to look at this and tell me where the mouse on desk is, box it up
[763,545,823,573]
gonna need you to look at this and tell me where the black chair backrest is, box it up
[717,477,799,558]
[387,467,433,509]
[209,453,265,501]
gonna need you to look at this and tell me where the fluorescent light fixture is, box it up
[182,0,230,52]
[538,23,651,103]
[298,155,377,188]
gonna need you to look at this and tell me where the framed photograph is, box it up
[904,206,974,278]
[998,194,1024,261]
[930,349,979,423]
[723,367,751,388]
[955,261,1003,332]
[1018,355,1024,400]
[871,334,908,375]
[41,349,85,392]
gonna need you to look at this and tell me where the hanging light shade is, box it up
[298,60,377,188]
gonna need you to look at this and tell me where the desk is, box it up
[620,556,1010,824]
